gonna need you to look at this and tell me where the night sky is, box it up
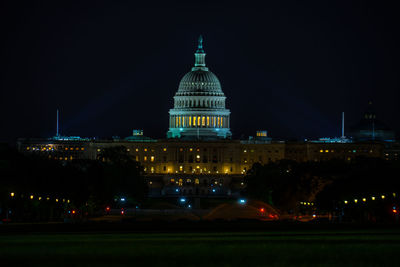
[1,1,399,143]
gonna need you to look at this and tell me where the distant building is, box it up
[16,37,394,198]
[349,101,395,142]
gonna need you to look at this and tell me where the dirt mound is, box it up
[203,200,279,221]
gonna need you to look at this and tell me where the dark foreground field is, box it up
[1,223,400,266]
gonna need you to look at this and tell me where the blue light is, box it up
[188,204,191,208]
[175,188,179,192]
[239,199,246,204]
[120,198,126,202]
[212,188,216,193]
[180,198,186,202]
[180,128,183,131]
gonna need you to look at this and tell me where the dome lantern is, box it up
[193,35,207,70]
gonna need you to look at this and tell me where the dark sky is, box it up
[1,1,399,143]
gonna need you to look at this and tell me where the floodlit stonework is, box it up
[167,36,231,139]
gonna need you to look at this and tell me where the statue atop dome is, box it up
[197,35,204,52]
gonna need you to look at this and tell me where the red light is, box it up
[121,209,124,215]
[260,208,265,213]
[106,206,110,211]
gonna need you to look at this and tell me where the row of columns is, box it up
[170,115,229,128]
[175,99,224,108]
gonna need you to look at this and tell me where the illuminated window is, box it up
[325,150,329,153]
[81,147,84,151]
[178,179,183,186]
[163,148,167,151]
[195,178,199,184]
[26,147,30,150]
[221,117,223,127]
[320,149,323,153]
[144,148,147,152]
[179,116,181,127]
[207,116,209,126]
[151,167,154,173]
[193,116,197,126]
[65,147,68,150]
[170,178,175,183]
[189,148,193,152]
[144,156,147,161]
[198,116,201,126]
[218,117,220,127]
[202,116,205,126]
[135,148,139,152]
[151,156,155,162]
[189,116,192,126]
[175,116,178,127]
[186,179,191,183]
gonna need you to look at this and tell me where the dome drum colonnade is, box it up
[167,36,232,139]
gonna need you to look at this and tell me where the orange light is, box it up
[393,209,397,213]
[260,208,265,213]
[72,210,76,214]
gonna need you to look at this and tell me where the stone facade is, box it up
[17,138,385,198]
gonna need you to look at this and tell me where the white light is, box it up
[120,198,126,202]
[239,199,246,204]
[180,198,186,202]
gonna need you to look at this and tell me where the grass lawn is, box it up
[1,229,400,266]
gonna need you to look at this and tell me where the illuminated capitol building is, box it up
[17,37,397,198]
